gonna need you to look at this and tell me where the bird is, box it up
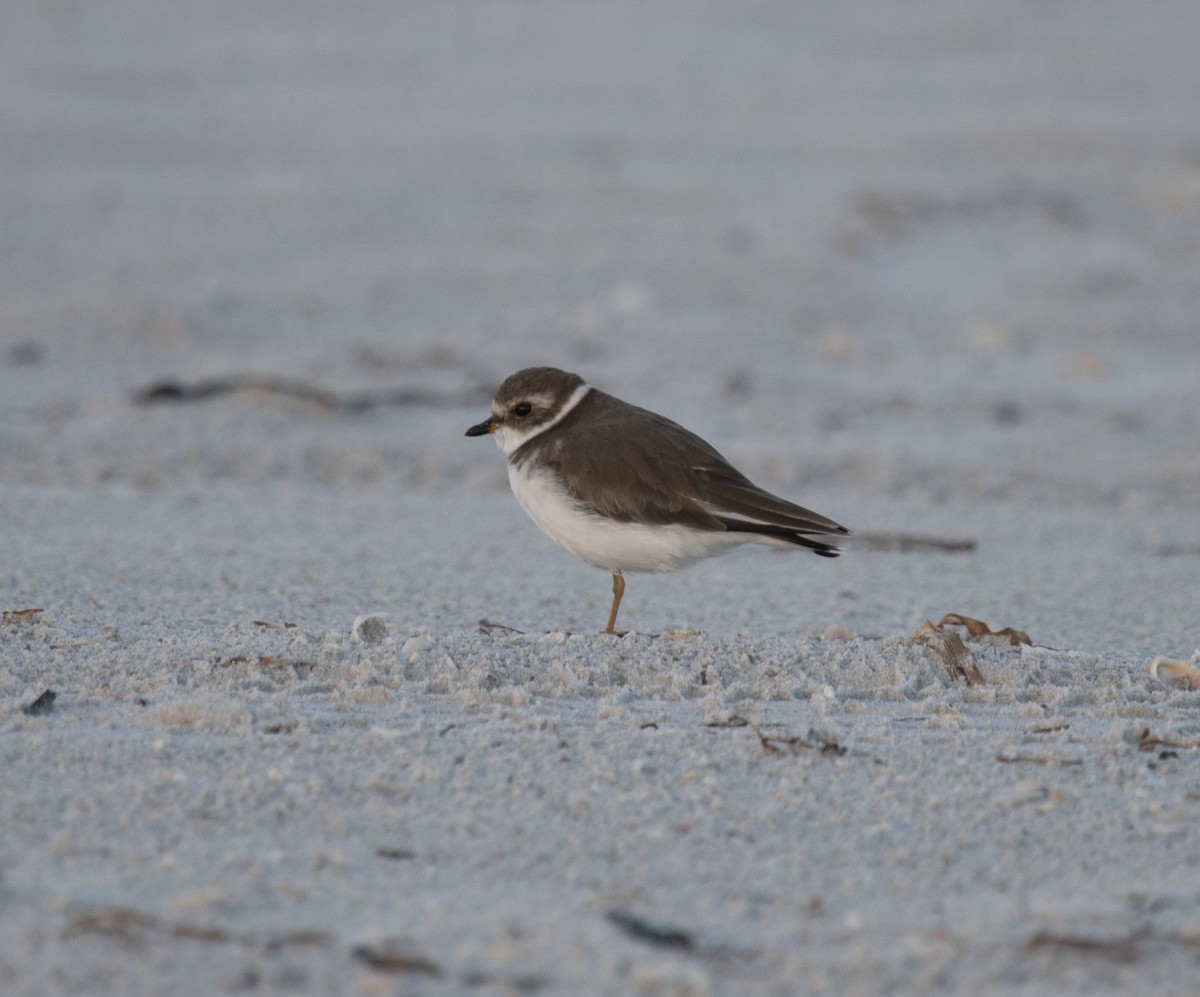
[466,366,848,634]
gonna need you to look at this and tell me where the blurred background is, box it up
[2,1,1197,638]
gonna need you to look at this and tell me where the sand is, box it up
[3,2,1199,994]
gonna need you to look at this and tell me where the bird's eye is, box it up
[514,402,533,417]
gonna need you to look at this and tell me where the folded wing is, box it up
[546,393,849,557]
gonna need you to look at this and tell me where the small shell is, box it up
[352,613,390,645]
[1148,655,1200,690]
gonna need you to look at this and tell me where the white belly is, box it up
[508,464,743,573]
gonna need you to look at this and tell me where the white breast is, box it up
[507,463,744,574]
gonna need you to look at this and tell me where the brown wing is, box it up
[544,393,726,529]
[699,464,848,536]
[532,390,849,550]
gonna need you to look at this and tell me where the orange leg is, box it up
[604,571,626,635]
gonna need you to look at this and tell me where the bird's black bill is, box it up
[465,418,495,437]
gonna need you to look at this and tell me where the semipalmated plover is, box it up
[466,367,848,633]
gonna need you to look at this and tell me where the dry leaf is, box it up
[912,620,985,685]
[1148,655,1200,691]
[939,613,1031,646]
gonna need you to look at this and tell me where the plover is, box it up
[467,366,848,633]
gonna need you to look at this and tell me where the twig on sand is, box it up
[854,531,976,553]
[478,619,525,634]
[995,753,1082,766]
[132,376,490,413]
[1025,925,1200,963]
[605,909,694,950]
[1025,927,1149,963]
[712,715,870,760]
[1137,727,1200,752]
[65,904,331,951]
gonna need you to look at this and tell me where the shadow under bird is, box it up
[466,366,849,634]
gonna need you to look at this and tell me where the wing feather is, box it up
[522,389,849,546]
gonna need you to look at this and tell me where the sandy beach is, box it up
[3,3,1199,993]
